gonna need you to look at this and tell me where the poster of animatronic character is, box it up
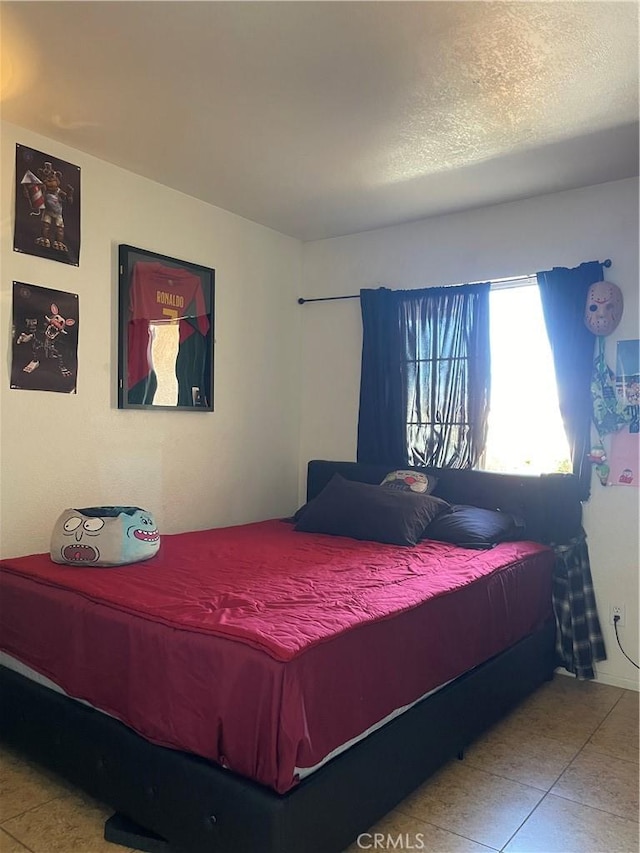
[14,144,81,266]
[11,282,79,394]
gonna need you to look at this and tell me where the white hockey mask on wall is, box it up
[584,281,623,336]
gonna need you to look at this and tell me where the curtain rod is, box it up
[297,258,612,304]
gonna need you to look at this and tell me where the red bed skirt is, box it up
[0,520,553,792]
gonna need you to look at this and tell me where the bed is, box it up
[0,459,583,853]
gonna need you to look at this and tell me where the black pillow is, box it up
[294,474,449,546]
[422,504,526,547]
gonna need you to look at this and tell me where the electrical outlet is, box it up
[609,604,626,627]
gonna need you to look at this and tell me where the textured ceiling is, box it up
[1,1,638,241]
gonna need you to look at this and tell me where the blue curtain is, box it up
[537,261,607,679]
[537,261,603,499]
[357,288,407,466]
[357,284,491,468]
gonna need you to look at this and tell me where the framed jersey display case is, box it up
[117,245,215,411]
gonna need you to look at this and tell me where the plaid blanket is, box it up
[552,531,606,679]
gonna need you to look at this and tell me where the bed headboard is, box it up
[306,460,584,545]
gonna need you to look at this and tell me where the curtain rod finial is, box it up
[603,259,612,268]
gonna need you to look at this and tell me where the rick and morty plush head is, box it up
[50,506,160,567]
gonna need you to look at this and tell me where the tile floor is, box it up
[0,675,638,853]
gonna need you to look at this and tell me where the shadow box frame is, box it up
[117,244,215,412]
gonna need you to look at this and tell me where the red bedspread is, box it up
[0,520,553,793]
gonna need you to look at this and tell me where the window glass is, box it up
[481,282,571,475]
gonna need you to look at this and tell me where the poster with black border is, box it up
[14,144,81,266]
[11,282,79,394]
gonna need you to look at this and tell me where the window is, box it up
[401,284,490,470]
[358,278,573,477]
[481,279,571,475]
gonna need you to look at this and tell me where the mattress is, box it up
[0,519,554,793]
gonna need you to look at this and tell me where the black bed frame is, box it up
[0,460,582,853]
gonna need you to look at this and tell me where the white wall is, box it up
[300,177,640,690]
[0,122,303,557]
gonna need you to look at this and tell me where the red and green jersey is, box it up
[127,262,210,393]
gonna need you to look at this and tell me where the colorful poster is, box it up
[609,339,640,487]
[10,282,79,394]
[13,144,81,266]
[615,339,640,407]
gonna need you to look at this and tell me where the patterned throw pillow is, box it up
[380,469,438,495]
[50,506,160,567]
